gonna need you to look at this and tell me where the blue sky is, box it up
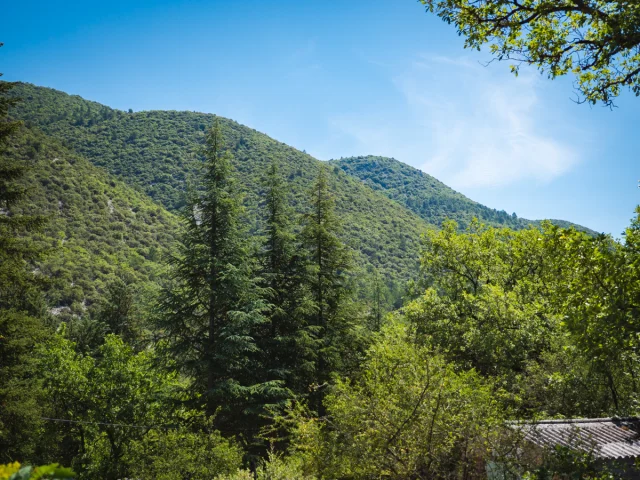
[2,0,638,236]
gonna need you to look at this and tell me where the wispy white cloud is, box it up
[325,54,579,188]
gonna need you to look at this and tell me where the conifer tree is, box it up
[96,274,139,346]
[0,52,48,460]
[301,166,356,413]
[157,119,266,431]
[257,162,314,396]
[368,269,386,332]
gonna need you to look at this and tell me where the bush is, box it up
[127,426,244,480]
[283,322,504,479]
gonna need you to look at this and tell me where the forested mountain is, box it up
[8,83,428,285]
[4,124,179,316]
[331,155,596,233]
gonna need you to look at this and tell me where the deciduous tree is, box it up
[421,0,640,106]
[283,323,503,479]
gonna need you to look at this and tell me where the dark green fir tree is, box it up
[96,273,140,345]
[367,268,387,332]
[301,166,360,414]
[0,53,48,461]
[156,119,267,433]
[257,162,315,397]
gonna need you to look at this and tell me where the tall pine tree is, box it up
[157,119,266,432]
[0,52,48,461]
[368,268,386,332]
[301,166,357,414]
[257,162,315,397]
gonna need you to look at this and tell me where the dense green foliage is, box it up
[420,0,640,106]
[3,126,179,314]
[127,426,244,480]
[403,217,640,418]
[0,77,49,463]
[280,323,503,479]
[35,332,244,480]
[236,216,640,479]
[37,333,179,478]
[541,213,640,414]
[332,155,596,234]
[406,220,558,378]
[301,167,367,413]
[256,162,315,398]
[0,462,74,480]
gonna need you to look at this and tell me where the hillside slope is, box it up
[331,156,596,234]
[5,124,180,314]
[9,83,430,283]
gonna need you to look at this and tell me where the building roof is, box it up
[516,418,640,460]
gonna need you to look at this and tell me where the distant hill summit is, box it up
[331,155,596,234]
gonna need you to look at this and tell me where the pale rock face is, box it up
[193,205,203,226]
[49,306,71,316]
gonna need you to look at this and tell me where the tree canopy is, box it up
[421,0,640,106]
